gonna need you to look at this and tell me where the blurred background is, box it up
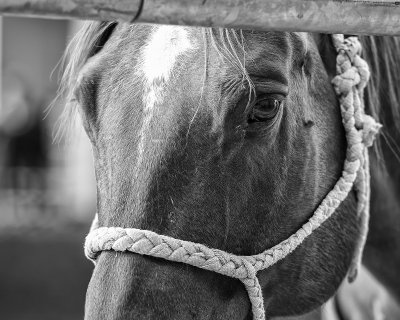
[0,17,95,320]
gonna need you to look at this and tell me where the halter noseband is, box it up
[84,34,381,320]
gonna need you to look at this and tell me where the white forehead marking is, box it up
[142,26,193,85]
[140,26,193,110]
[135,26,194,172]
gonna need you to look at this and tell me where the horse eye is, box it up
[248,97,283,123]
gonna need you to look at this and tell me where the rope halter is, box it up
[84,34,381,320]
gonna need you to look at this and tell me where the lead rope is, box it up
[84,35,381,320]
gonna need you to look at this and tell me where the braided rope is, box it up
[84,35,381,320]
[331,35,382,281]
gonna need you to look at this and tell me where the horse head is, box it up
[63,23,362,319]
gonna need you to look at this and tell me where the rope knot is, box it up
[360,114,382,147]
[353,56,370,91]
[343,37,362,58]
[332,68,361,96]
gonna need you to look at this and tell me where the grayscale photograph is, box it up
[0,1,399,320]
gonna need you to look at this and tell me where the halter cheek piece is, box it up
[85,35,381,320]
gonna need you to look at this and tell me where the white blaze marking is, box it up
[135,26,193,170]
[141,26,193,110]
[143,26,192,85]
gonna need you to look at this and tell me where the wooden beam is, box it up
[0,0,399,36]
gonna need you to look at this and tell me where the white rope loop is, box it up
[84,35,381,320]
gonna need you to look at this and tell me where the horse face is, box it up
[75,24,359,319]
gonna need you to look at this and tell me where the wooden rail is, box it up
[0,0,400,35]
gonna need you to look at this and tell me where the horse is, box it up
[58,21,400,319]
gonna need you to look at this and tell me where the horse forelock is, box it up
[204,28,255,106]
[51,21,115,141]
